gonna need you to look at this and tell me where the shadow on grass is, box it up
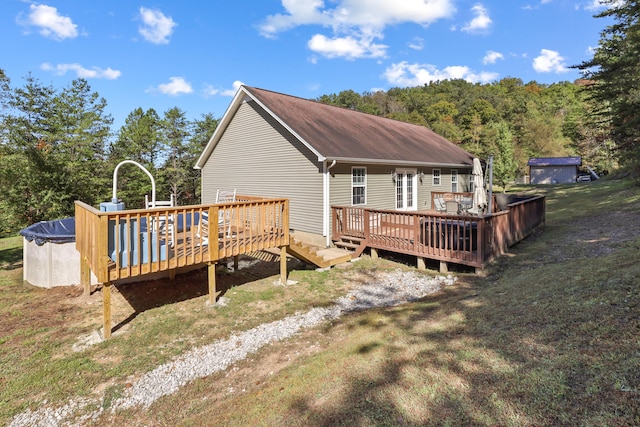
[110,256,302,333]
[274,180,640,426]
[281,253,639,425]
[0,246,23,270]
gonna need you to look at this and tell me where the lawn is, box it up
[1,177,639,426]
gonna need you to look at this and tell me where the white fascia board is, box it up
[324,157,472,168]
[194,87,252,169]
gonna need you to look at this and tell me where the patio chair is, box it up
[445,200,460,215]
[145,194,176,247]
[460,196,473,211]
[433,197,446,212]
[197,189,237,245]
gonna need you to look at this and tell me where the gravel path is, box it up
[10,269,455,427]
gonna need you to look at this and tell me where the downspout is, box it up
[323,160,337,247]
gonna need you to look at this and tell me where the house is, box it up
[195,86,475,247]
[527,156,581,184]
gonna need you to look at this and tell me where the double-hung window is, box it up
[352,167,366,205]
[432,169,441,186]
[451,170,458,192]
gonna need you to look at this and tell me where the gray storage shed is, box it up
[528,157,581,184]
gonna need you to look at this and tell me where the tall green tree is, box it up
[185,113,218,204]
[575,0,640,178]
[51,79,112,205]
[159,107,190,204]
[0,75,112,232]
[488,122,518,191]
[108,108,162,208]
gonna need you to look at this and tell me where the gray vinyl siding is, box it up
[330,164,397,210]
[329,164,470,211]
[201,100,323,235]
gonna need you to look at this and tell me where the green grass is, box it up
[1,177,639,426]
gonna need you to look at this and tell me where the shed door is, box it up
[395,169,417,211]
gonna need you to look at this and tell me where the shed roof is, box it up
[196,86,474,169]
[527,156,582,166]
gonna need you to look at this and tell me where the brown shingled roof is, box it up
[245,86,473,167]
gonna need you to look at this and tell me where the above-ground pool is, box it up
[20,217,97,288]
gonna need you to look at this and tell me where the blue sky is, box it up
[0,0,614,130]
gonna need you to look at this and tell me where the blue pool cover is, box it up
[20,217,76,245]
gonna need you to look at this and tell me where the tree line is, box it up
[0,72,218,236]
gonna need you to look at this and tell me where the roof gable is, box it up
[196,86,474,169]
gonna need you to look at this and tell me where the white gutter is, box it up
[323,160,337,247]
[324,156,471,168]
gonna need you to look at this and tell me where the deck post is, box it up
[417,257,426,271]
[102,282,111,339]
[439,260,448,274]
[280,246,288,285]
[81,256,90,296]
[371,247,378,260]
[208,261,217,305]
[233,255,239,272]
[169,268,176,280]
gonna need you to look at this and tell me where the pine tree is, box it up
[575,0,640,178]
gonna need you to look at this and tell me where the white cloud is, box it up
[408,36,424,51]
[483,50,504,64]
[307,31,387,59]
[202,80,245,97]
[383,61,498,87]
[461,4,492,33]
[259,0,455,59]
[532,49,569,73]
[202,84,220,97]
[40,63,121,79]
[19,4,78,40]
[151,77,193,95]
[260,0,456,36]
[584,0,624,11]
[221,80,245,97]
[138,7,176,44]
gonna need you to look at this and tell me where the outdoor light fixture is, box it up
[419,171,425,182]
[391,171,397,182]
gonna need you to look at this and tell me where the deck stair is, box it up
[287,238,353,269]
[333,235,367,258]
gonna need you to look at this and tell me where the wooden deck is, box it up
[332,194,545,272]
[75,196,289,338]
[75,192,544,338]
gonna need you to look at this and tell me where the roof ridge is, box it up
[244,85,440,130]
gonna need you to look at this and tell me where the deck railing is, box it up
[75,196,289,283]
[332,194,545,270]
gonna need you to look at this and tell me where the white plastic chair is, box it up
[445,200,460,215]
[197,189,236,246]
[145,194,176,247]
[433,197,446,212]
[216,190,237,239]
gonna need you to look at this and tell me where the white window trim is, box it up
[432,168,441,186]
[451,169,458,192]
[351,166,367,206]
